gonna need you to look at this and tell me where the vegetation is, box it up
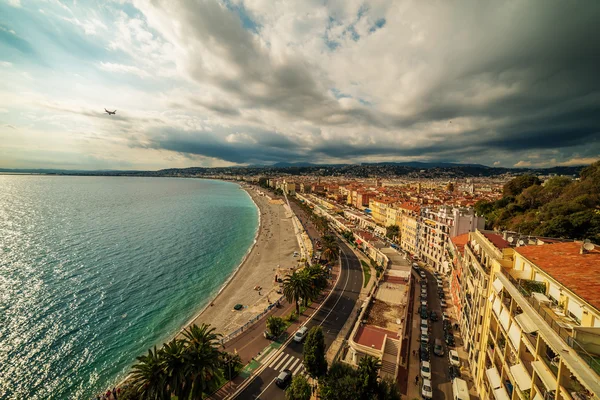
[126,323,237,400]
[361,260,371,288]
[318,357,400,400]
[311,214,330,233]
[286,374,312,400]
[341,230,355,243]
[385,225,400,241]
[474,161,600,243]
[303,327,328,378]
[266,316,287,338]
[321,234,340,263]
[283,265,329,315]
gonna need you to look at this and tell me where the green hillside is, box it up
[475,161,600,243]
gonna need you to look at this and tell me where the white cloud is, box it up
[5,0,21,7]
[559,157,599,166]
[98,62,150,78]
[493,161,500,166]
[514,161,532,167]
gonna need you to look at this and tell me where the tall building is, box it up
[455,233,600,400]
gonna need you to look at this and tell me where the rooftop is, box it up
[355,325,399,350]
[515,242,600,311]
[451,233,469,252]
[482,232,511,250]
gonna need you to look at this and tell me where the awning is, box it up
[493,386,511,400]
[500,307,511,331]
[508,323,522,350]
[532,292,551,303]
[510,363,532,390]
[532,361,556,390]
[493,278,504,293]
[510,269,532,280]
[486,367,502,389]
[514,313,538,333]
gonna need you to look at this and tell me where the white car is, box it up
[420,333,429,344]
[449,350,461,367]
[440,299,447,308]
[419,271,426,279]
[422,378,433,399]
[420,361,432,380]
[420,319,428,330]
[293,326,309,342]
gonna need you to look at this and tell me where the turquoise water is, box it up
[0,176,258,399]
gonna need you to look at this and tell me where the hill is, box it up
[474,161,600,243]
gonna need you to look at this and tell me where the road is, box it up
[234,239,363,400]
[420,266,454,399]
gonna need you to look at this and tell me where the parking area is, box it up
[406,262,474,399]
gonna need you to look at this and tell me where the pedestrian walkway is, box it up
[264,351,308,377]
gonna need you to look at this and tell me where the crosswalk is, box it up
[265,351,307,376]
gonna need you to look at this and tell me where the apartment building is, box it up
[457,232,600,400]
[400,214,419,256]
[356,190,377,209]
[369,197,397,226]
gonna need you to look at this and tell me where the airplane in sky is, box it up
[104,108,116,115]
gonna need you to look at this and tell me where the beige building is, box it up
[457,232,600,400]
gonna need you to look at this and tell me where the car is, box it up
[420,343,430,361]
[433,339,445,356]
[421,300,428,308]
[420,319,429,331]
[293,326,309,342]
[412,263,419,270]
[449,350,461,366]
[233,303,243,310]
[445,334,456,347]
[440,299,447,308]
[420,333,429,344]
[420,361,432,380]
[449,365,461,379]
[420,307,428,319]
[421,378,433,399]
[429,311,438,321]
[438,292,445,300]
[420,279,427,285]
[275,369,292,388]
[442,312,450,321]
[419,271,426,279]
[264,330,276,340]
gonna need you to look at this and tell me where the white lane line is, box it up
[268,352,285,368]
[281,356,295,371]
[318,251,351,327]
[273,353,290,370]
[288,358,300,372]
[293,361,304,375]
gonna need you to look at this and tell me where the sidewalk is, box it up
[209,261,341,400]
[402,269,422,400]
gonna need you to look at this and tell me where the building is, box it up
[456,233,600,400]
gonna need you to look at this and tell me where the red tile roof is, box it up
[515,242,600,310]
[354,325,399,350]
[451,233,469,252]
[482,232,511,249]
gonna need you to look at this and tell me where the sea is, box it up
[0,175,258,399]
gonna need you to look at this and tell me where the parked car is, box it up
[420,332,429,344]
[440,299,447,308]
[420,307,428,319]
[293,326,309,343]
[438,292,445,300]
[264,330,276,340]
[445,334,456,347]
[429,311,438,321]
[421,378,433,399]
[449,350,461,366]
[275,369,293,388]
[421,361,432,380]
[419,271,426,279]
[433,339,445,356]
[420,319,429,331]
[442,312,450,321]
[449,365,461,379]
[420,343,430,361]
[421,300,428,308]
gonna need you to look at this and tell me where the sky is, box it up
[1,0,599,170]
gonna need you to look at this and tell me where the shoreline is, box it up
[174,183,263,338]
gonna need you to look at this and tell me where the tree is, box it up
[503,174,541,196]
[318,362,358,400]
[305,264,329,295]
[385,225,399,240]
[160,338,189,399]
[182,323,224,399]
[321,235,340,263]
[129,346,169,400]
[283,270,312,315]
[303,326,328,378]
[266,316,287,338]
[377,377,401,400]
[286,374,312,400]
[357,355,381,399]
[221,351,242,380]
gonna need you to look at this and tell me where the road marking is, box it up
[318,250,351,327]
[281,356,295,371]
[269,351,285,367]
[288,358,301,372]
[273,353,290,370]
[293,361,304,375]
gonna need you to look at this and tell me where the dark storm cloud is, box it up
[138,0,600,166]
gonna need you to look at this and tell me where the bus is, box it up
[452,378,469,400]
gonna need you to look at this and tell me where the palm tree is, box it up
[161,338,189,399]
[321,235,339,264]
[129,346,169,400]
[357,355,381,399]
[305,264,328,297]
[283,270,312,315]
[221,351,242,380]
[182,323,224,399]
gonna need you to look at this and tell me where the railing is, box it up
[219,294,286,345]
